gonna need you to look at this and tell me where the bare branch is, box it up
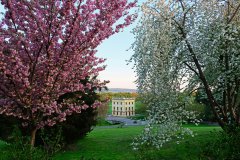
[227,2,240,24]
[183,61,199,77]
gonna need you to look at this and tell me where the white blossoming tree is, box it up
[131,0,240,150]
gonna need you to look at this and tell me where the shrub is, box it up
[34,106,98,150]
[135,101,148,116]
[58,107,97,144]
[0,127,50,160]
[201,128,240,159]
[0,141,50,160]
[0,115,20,142]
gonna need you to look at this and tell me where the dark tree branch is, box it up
[183,62,199,77]
[227,2,240,24]
[170,14,226,128]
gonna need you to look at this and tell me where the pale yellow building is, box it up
[112,98,135,117]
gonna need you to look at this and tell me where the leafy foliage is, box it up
[0,0,136,146]
[0,76,107,156]
[0,127,51,160]
[131,0,240,150]
[99,92,138,100]
[0,114,19,142]
[202,128,240,159]
[195,90,217,122]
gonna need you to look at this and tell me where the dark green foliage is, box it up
[58,107,97,145]
[37,126,63,156]
[37,77,101,146]
[0,115,20,142]
[0,127,51,160]
[195,90,217,122]
[135,101,148,116]
[99,92,138,101]
[201,128,240,160]
[0,142,50,160]
[79,156,101,160]
[131,114,146,120]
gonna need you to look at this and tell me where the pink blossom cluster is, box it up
[0,0,136,129]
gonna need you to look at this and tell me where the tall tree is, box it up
[131,0,240,149]
[0,0,136,146]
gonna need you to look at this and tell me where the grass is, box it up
[53,125,221,160]
[96,118,113,126]
[54,126,144,160]
[0,125,221,160]
[145,125,222,160]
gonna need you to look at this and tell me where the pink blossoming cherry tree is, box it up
[0,0,136,146]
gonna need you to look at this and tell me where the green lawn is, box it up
[54,126,144,160]
[0,125,221,160]
[53,125,221,160]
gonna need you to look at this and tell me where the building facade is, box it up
[112,98,135,117]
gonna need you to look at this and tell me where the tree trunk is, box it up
[183,37,226,128]
[30,128,37,148]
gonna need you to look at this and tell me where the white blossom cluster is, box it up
[130,0,201,150]
[131,0,240,150]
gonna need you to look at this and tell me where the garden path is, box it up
[106,115,148,126]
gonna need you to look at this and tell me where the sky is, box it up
[97,1,145,89]
[96,20,137,89]
[0,1,145,89]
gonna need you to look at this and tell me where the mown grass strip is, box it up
[54,125,221,160]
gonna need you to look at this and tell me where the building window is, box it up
[121,107,122,110]
[129,102,130,105]
[132,107,133,110]
[113,102,115,105]
[121,102,122,105]
[117,107,118,110]
[129,107,130,110]
[132,102,134,104]
[117,102,118,104]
